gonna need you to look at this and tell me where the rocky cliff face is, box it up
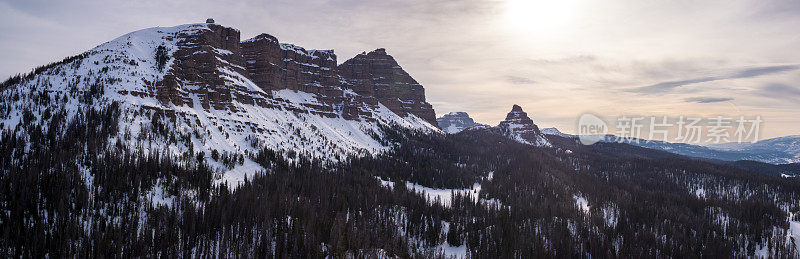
[496,105,550,147]
[150,24,439,125]
[239,32,382,121]
[338,49,438,127]
[155,24,253,111]
[240,34,339,94]
[437,112,482,134]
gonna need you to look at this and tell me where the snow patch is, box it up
[574,195,590,214]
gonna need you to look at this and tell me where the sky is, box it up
[1,0,799,141]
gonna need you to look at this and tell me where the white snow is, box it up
[216,159,266,187]
[377,176,499,208]
[405,182,481,207]
[574,195,590,214]
[501,122,552,147]
[436,243,467,258]
[695,188,706,199]
[788,213,800,254]
[444,124,462,134]
[601,204,619,228]
[145,179,175,208]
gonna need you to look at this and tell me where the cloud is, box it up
[758,83,800,99]
[684,97,734,103]
[632,65,798,94]
[635,76,719,93]
[506,75,535,85]
[730,65,798,79]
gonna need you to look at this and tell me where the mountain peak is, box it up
[437,112,483,134]
[371,48,387,55]
[497,105,550,147]
[503,104,534,125]
[338,48,438,127]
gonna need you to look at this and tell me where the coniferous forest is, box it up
[1,99,798,257]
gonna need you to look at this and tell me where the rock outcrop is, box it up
[240,34,339,94]
[153,25,440,124]
[496,105,550,147]
[156,24,252,111]
[338,49,438,127]
[437,112,483,134]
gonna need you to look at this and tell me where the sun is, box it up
[505,0,581,37]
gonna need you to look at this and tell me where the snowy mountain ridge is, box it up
[0,23,439,186]
[541,126,800,164]
[436,112,483,134]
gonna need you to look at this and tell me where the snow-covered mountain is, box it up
[605,135,800,164]
[710,135,800,155]
[540,127,574,138]
[436,112,483,134]
[707,135,800,162]
[458,105,550,147]
[0,22,439,186]
[494,105,551,147]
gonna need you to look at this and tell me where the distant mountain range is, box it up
[539,128,800,165]
[438,112,799,165]
[438,107,550,147]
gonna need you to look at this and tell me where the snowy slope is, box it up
[541,127,575,138]
[0,23,438,187]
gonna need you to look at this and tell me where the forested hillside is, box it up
[1,105,798,257]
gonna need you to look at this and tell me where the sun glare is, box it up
[505,0,581,37]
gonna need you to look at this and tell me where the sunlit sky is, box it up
[2,0,799,140]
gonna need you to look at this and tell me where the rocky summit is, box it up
[496,105,551,147]
[152,24,438,124]
[338,48,438,126]
[437,112,482,134]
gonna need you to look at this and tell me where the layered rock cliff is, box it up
[150,24,438,126]
[338,49,438,126]
[240,33,339,94]
[155,24,252,111]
